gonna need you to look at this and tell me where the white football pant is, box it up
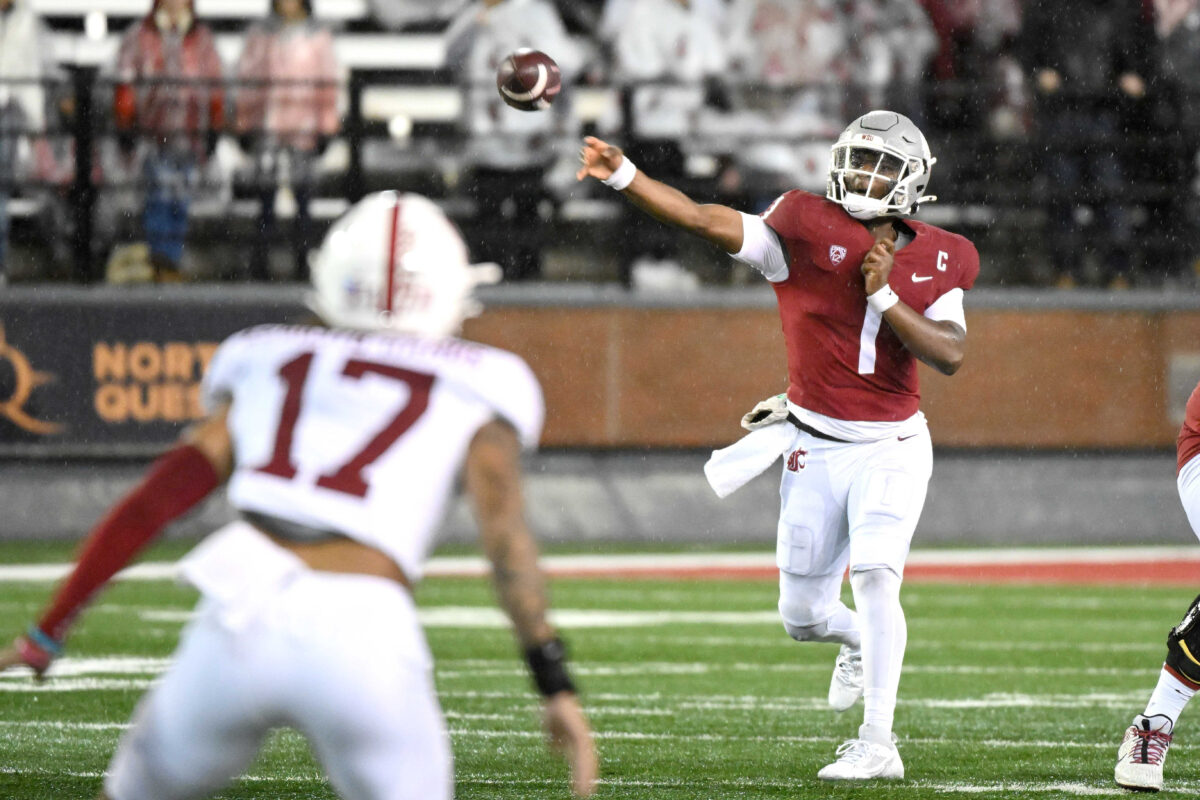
[105,570,452,800]
[776,427,933,625]
[1179,454,1200,542]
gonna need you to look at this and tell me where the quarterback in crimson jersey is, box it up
[763,190,978,422]
[0,193,597,800]
[1115,380,1200,792]
[579,109,974,780]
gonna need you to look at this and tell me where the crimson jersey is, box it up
[1178,381,1200,473]
[763,190,980,422]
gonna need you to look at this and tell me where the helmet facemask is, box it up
[827,138,937,220]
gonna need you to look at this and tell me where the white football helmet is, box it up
[826,110,937,220]
[307,191,500,337]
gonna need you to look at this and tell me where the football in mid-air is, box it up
[496,49,561,111]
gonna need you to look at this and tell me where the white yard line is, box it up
[0,665,1153,713]
[0,657,173,676]
[127,604,1175,635]
[1,654,1158,683]
[136,606,785,627]
[458,776,1160,795]
[915,783,1134,796]
[0,720,128,730]
[1,545,1198,583]
[0,719,1166,753]
[0,766,1174,795]
[0,765,325,783]
[0,678,154,692]
[0,562,180,582]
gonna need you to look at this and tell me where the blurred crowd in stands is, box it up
[0,0,1198,290]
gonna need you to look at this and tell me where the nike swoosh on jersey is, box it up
[898,434,920,441]
[911,275,933,283]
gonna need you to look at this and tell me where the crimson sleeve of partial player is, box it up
[34,444,221,644]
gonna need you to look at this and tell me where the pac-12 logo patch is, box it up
[829,245,847,265]
[786,448,808,472]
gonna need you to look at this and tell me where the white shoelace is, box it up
[833,739,872,764]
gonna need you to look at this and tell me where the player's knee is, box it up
[783,618,834,643]
[779,597,839,642]
[778,591,832,631]
[849,565,901,599]
[1165,593,1200,685]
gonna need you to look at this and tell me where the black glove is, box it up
[204,130,219,159]
[238,133,257,154]
[314,134,331,156]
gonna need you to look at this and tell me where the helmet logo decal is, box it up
[829,245,847,265]
[382,198,404,314]
[392,274,434,313]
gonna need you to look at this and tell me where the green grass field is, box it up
[0,542,1193,799]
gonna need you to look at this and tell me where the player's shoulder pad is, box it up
[454,342,546,452]
[915,222,980,291]
[760,189,840,242]
[200,325,269,412]
[214,323,318,362]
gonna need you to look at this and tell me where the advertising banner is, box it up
[0,288,305,457]
[0,286,1196,455]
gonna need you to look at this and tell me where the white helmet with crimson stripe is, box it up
[307,191,500,337]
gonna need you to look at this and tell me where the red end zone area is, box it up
[425,548,1200,586]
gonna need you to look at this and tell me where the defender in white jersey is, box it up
[0,192,598,800]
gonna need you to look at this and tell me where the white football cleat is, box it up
[817,729,904,781]
[1115,714,1173,792]
[828,644,863,711]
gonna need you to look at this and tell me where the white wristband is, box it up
[867,285,899,313]
[603,157,637,191]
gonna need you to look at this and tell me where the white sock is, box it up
[1144,666,1196,724]
[850,567,905,735]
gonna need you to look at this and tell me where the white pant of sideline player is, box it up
[106,525,451,800]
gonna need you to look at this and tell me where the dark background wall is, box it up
[0,285,1194,545]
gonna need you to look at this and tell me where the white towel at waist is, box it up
[703,423,797,499]
[178,520,307,632]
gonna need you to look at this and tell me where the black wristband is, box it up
[524,637,576,697]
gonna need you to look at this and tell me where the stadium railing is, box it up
[0,68,1191,286]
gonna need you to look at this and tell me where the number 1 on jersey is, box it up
[858,306,884,375]
[256,352,314,480]
[256,351,435,498]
